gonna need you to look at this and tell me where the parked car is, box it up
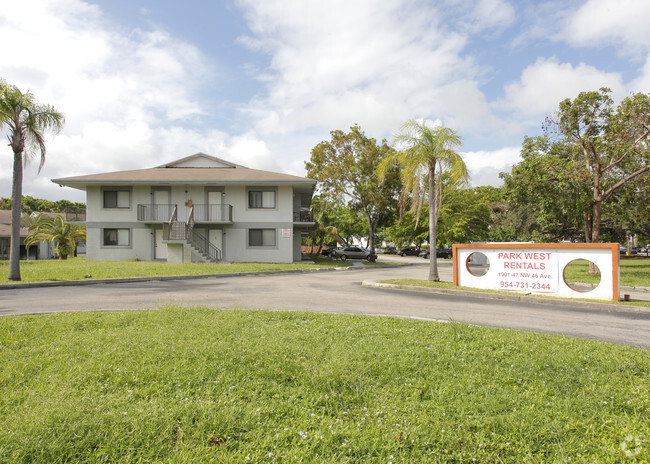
[321,246,344,257]
[332,246,371,261]
[419,248,453,259]
[398,247,420,256]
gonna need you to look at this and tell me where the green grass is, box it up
[381,259,650,306]
[0,256,350,283]
[0,308,648,463]
[564,258,650,288]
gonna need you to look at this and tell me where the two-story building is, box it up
[52,153,316,263]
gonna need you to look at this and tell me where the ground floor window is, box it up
[248,228,276,247]
[103,228,130,246]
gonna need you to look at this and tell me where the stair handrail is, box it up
[189,228,221,262]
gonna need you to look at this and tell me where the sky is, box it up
[1,0,649,202]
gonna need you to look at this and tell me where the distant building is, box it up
[52,153,316,263]
[0,210,60,260]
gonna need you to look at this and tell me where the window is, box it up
[103,190,130,208]
[103,228,130,246]
[248,190,276,209]
[249,229,276,247]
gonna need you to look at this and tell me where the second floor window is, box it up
[248,190,276,209]
[103,190,130,208]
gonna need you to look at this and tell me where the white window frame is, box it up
[247,189,276,209]
[102,188,131,209]
[103,228,131,247]
[248,228,277,247]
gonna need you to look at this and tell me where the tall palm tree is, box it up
[381,119,468,281]
[25,214,85,260]
[0,80,65,280]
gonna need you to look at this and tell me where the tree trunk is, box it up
[583,211,593,243]
[364,211,375,253]
[428,162,439,281]
[365,214,377,263]
[8,149,23,281]
[591,200,602,244]
[588,201,603,274]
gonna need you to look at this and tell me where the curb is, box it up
[0,266,352,290]
[362,280,650,314]
[0,261,412,291]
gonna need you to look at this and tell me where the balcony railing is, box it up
[293,210,314,223]
[192,204,233,223]
[138,204,176,222]
[63,207,86,222]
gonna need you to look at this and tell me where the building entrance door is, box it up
[154,228,167,260]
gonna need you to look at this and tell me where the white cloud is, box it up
[563,0,650,56]
[630,56,650,93]
[236,0,499,139]
[0,0,213,200]
[469,0,516,33]
[462,146,521,186]
[495,57,624,119]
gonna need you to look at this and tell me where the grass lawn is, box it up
[382,259,650,306]
[0,256,350,283]
[1,308,648,463]
[564,257,650,288]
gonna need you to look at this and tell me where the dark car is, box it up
[321,246,343,257]
[398,247,420,256]
[419,248,453,259]
[332,246,372,261]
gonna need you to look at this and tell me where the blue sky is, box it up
[1,0,648,202]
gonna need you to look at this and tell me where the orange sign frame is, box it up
[452,243,620,301]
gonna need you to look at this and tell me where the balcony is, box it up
[137,204,176,222]
[192,204,233,224]
[293,209,314,224]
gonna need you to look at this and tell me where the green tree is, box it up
[603,174,650,244]
[380,120,468,281]
[305,125,401,255]
[381,208,429,249]
[547,88,650,244]
[437,187,492,246]
[25,214,85,260]
[0,81,64,280]
[305,195,344,254]
[500,136,589,242]
[0,196,86,213]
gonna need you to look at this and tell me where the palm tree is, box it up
[25,214,85,260]
[380,119,468,281]
[0,80,64,280]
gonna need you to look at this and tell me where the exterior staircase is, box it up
[162,206,222,263]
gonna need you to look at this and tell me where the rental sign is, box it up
[453,243,620,301]
[496,251,557,292]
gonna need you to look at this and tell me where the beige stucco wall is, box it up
[83,183,303,263]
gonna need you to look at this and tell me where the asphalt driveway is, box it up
[1,260,649,349]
